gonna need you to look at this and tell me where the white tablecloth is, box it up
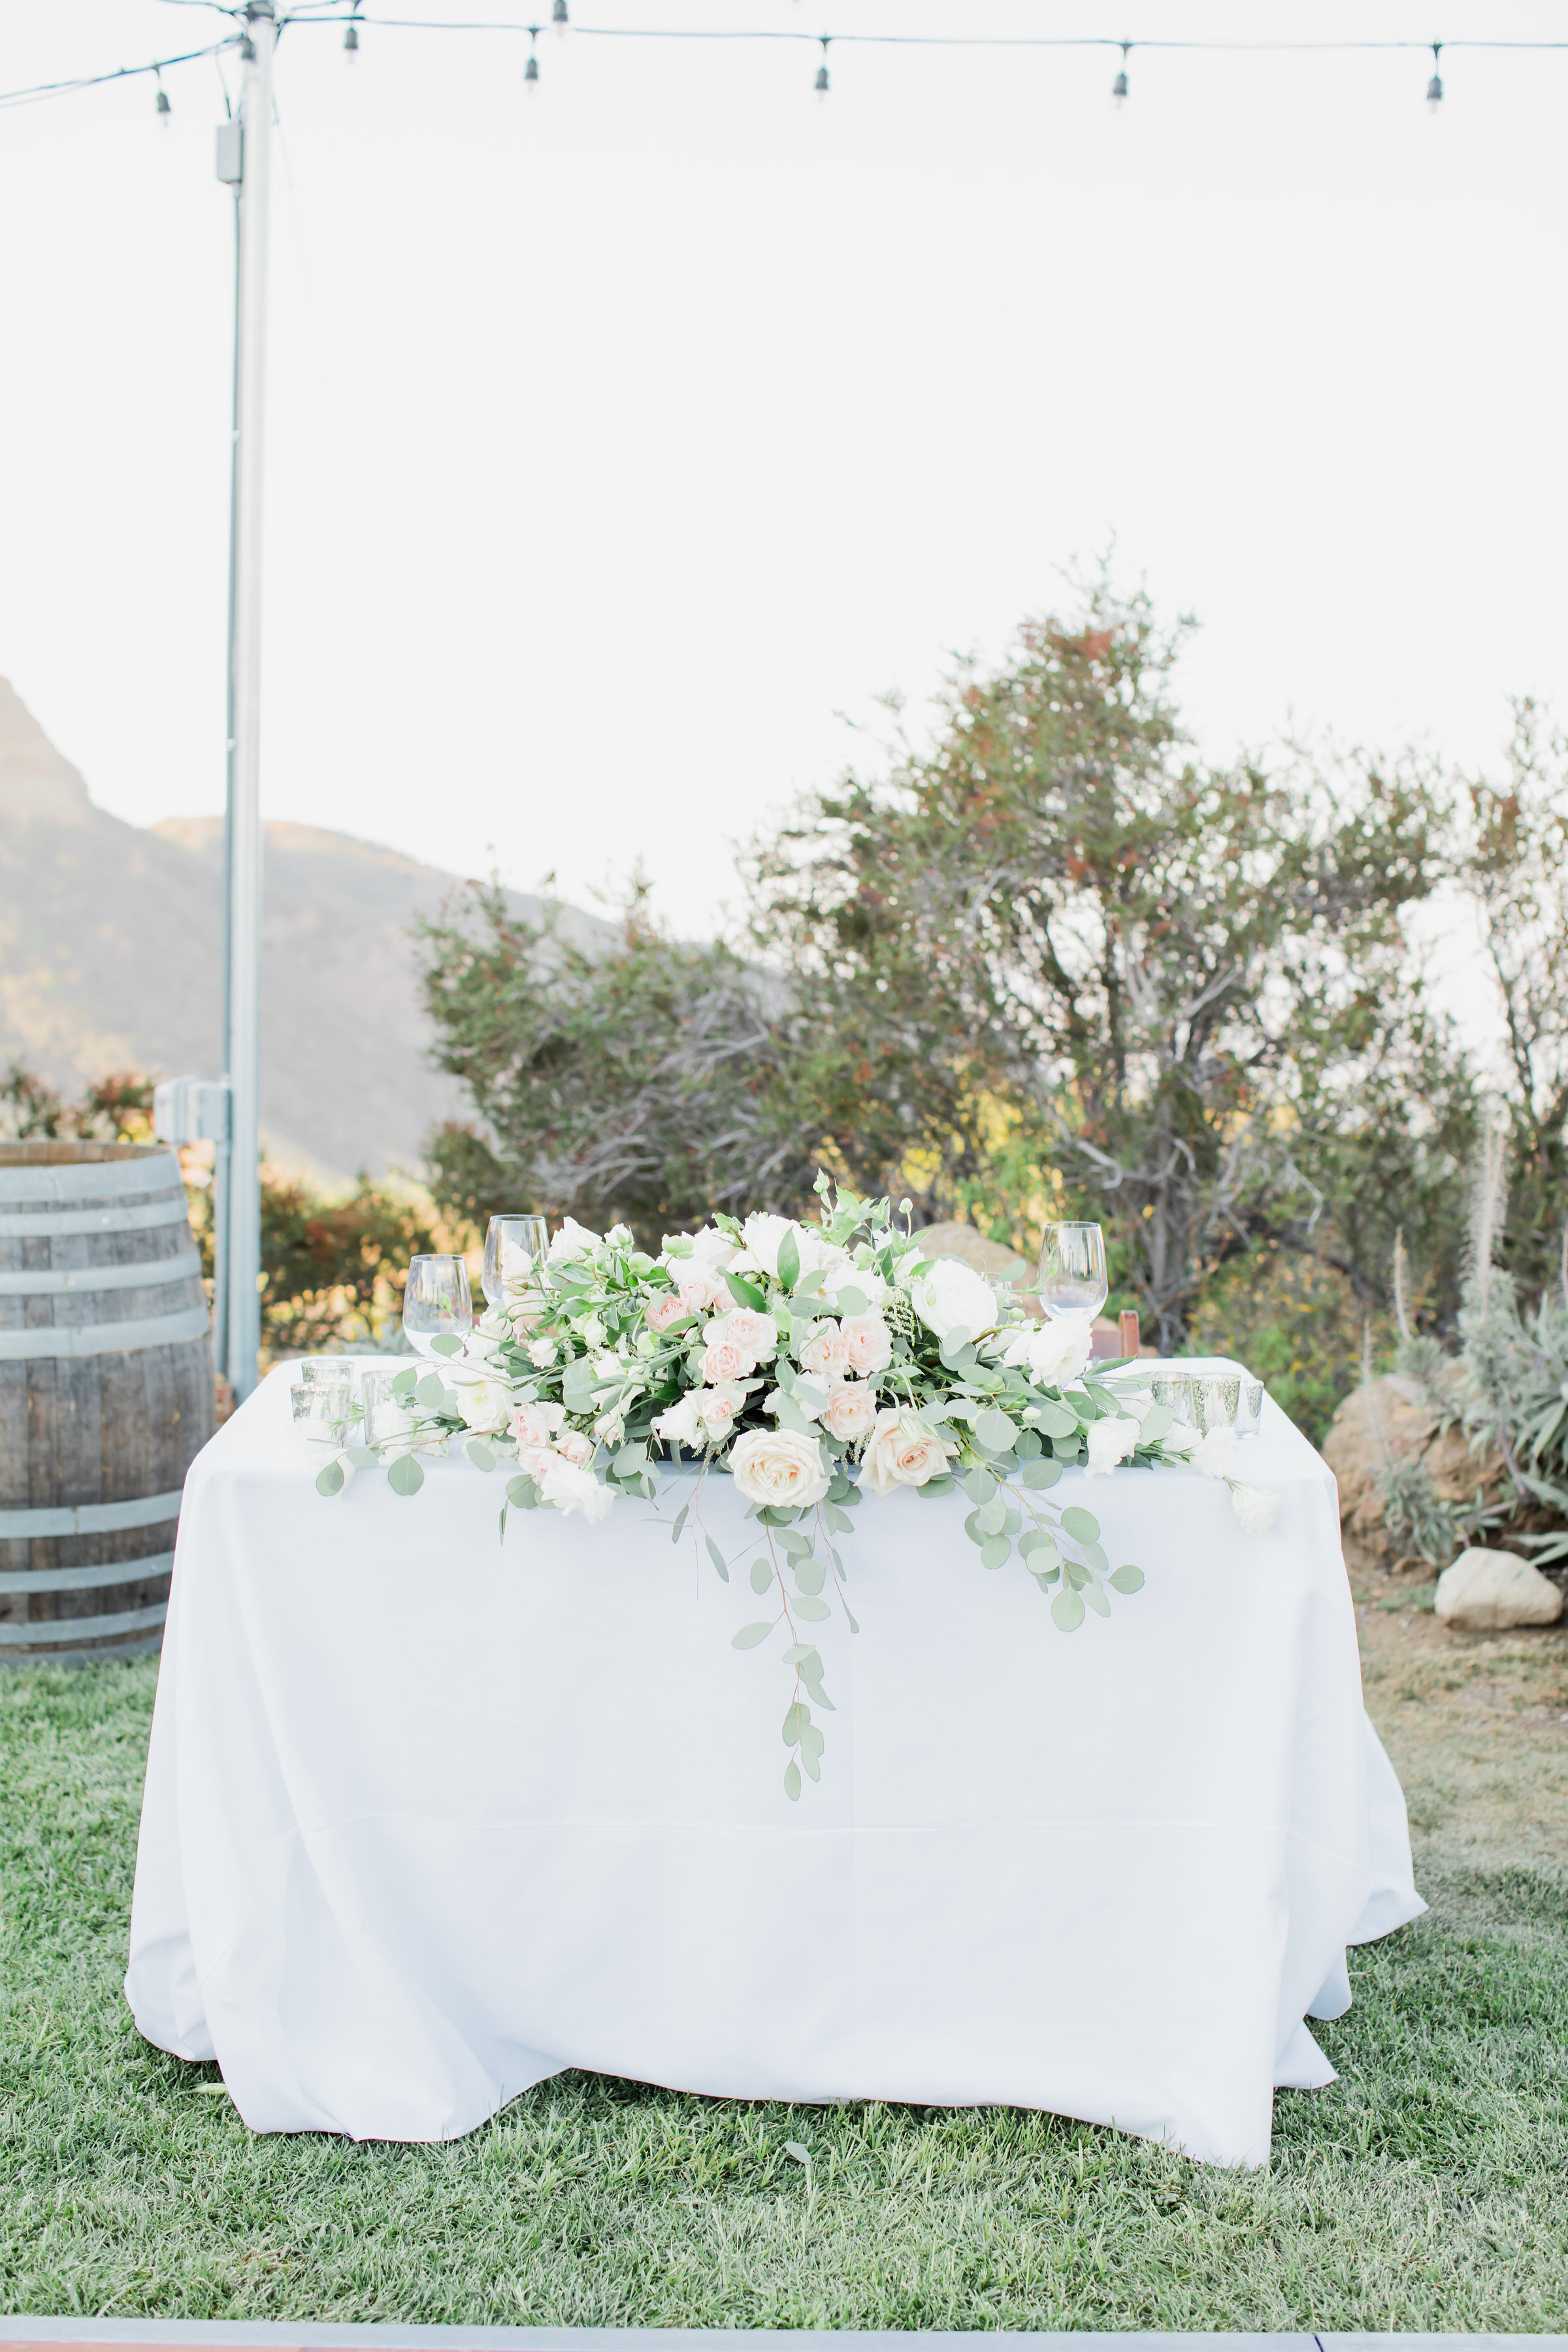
[125,1358,1423,2168]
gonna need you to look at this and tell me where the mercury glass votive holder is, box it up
[1237,1377,1266,1438]
[291,1379,351,1445]
[1151,1371,1195,1428]
[360,1367,417,1450]
[1192,1375,1241,1435]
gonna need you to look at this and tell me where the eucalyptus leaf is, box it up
[1065,1560,1089,1590]
[777,1528,813,1560]
[845,1608,860,1633]
[315,1459,344,1497]
[1013,1427,1043,1458]
[1019,1528,1058,1565]
[345,1446,380,1471]
[726,1271,769,1313]
[792,1595,831,1621]
[1032,1398,1078,1439]
[1021,1458,1063,1490]
[705,1535,730,1584]
[1061,1505,1101,1544]
[1083,1540,1108,1573]
[1052,1435,1084,1462]
[918,1475,956,1497]
[1109,1563,1146,1594]
[783,1760,802,1802]
[670,1503,690,1546]
[387,1452,425,1497]
[782,1701,808,1747]
[974,1406,1017,1454]
[415,1374,446,1410]
[732,1622,774,1650]
[782,1643,819,1668]
[964,1510,988,1546]
[749,1558,774,1594]
[774,1392,817,1437]
[1083,1577,1111,1617]
[979,1535,1012,1571]
[430,1333,464,1358]
[800,1738,823,1783]
[1139,1403,1175,1445]
[823,1503,853,1533]
[963,1466,997,1506]
[976,1496,1007,1537]
[1051,1587,1085,1632]
[613,1443,649,1477]
[799,1660,835,1713]
[465,1440,496,1472]
[834,1285,868,1318]
[777,1230,801,1292]
[794,1558,826,1596]
[391,1368,417,1400]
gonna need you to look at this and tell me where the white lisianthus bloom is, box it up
[538,1454,615,1522]
[861,1409,957,1497]
[449,1370,514,1435]
[1005,1317,1094,1389]
[908,1257,1000,1343]
[652,1395,704,1448]
[729,1426,832,1509]
[606,1223,634,1248]
[1084,1414,1142,1478]
[1230,1482,1281,1534]
[527,1336,558,1368]
[1192,1425,1237,1480]
[549,1217,602,1262]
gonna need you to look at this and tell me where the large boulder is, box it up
[1321,1373,1505,1563]
[1435,1547,1565,1631]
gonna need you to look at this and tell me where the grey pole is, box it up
[223,0,274,1401]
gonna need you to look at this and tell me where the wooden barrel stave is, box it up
[0,1143,215,1662]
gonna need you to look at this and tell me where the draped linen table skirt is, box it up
[126,1359,1423,2166]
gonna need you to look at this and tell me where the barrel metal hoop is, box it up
[0,1599,169,1645]
[0,1252,202,1299]
[0,1549,174,1595]
[0,1490,184,1538]
[0,1155,182,1205]
[0,1306,211,1360]
[0,1199,192,1239]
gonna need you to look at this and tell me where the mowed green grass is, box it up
[2,1661,1566,2332]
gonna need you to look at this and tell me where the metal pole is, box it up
[224,1,274,1401]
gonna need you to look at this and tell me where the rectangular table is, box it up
[126,1358,1423,2168]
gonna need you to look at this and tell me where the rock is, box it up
[1434,1547,1565,1631]
[1321,1373,1505,1563]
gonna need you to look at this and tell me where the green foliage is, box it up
[417,877,819,1249]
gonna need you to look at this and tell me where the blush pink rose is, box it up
[553,1428,594,1468]
[800,1324,853,1382]
[702,1337,750,1384]
[718,1308,778,1365]
[645,1291,689,1335]
[862,1409,956,1497]
[821,1380,879,1441]
[694,1382,745,1437]
[840,1311,892,1374]
[514,1401,564,1449]
[677,1268,729,1313]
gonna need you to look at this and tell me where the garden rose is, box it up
[645,1290,689,1335]
[514,1400,566,1449]
[451,1370,513,1435]
[821,1380,880,1441]
[538,1454,615,1522]
[1005,1317,1094,1388]
[908,1256,999,1343]
[528,1335,558,1367]
[799,1323,854,1382]
[729,1426,831,1509]
[710,1307,778,1365]
[676,1266,731,1314]
[861,1409,956,1497]
[548,1217,601,1262]
[652,1395,702,1448]
[553,1428,595,1469]
[839,1310,892,1375]
[734,1213,800,1279]
[1085,1414,1141,1478]
[702,1337,751,1385]
[694,1382,747,1439]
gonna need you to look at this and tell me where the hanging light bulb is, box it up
[344,15,360,59]
[524,26,540,88]
[551,0,568,34]
[154,69,171,122]
[1426,42,1443,110]
[1111,42,1130,107]
[814,35,830,98]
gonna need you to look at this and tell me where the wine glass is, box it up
[402,1254,474,1358]
[482,1215,551,1309]
[1037,1222,1109,1324]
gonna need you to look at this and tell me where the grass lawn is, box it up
[3,1603,1566,2333]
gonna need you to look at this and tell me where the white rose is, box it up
[694,1380,748,1439]
[451,1372,514,1434]
[528,1336,557,1368]
[538,1454,615,1522]
[839,1311,892,1374]
[729,1426,831,1509]
[1192,1425,1237,1480]
[548,1217,602,1262]
[736,1213,798,1278]
[908,1256,999,1343]
[1231,1482,1281,1534]
[1005,1317,1094,1389]
[862,1409,957,1497]
[1084,1414,1141,1478]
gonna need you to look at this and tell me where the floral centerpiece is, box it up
[319,1176,1279,1798]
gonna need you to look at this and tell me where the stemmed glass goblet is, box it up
[482,1215,551,1309]
[402,1253,474,1358]
[1037,1222,1109,1324]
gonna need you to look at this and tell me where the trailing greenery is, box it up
[2,1660,1565,2330]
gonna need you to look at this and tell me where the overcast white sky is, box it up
[2,0,1565,949]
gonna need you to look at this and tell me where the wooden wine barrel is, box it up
[0,1142,214,1664]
